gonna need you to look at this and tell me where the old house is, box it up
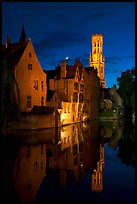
[45,59,86,124]
[2,26,47,113]
[2,27,60,129]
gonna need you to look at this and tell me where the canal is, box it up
[1,118,135,203]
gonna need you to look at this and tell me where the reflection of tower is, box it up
[91,144,104,192]
[89,34,106,88]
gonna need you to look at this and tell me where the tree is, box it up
[117,67,135,117]
[2,59,21,128]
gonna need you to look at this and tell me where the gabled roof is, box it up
[66,65,77,79]
[2,40,29,71]
[45,60,85,80]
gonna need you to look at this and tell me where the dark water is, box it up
[1,118,135,203]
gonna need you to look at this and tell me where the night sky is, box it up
[2,2,135,88]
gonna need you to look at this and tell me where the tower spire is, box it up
[19,24,26,42]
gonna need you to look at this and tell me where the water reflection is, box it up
[1,118,135,203]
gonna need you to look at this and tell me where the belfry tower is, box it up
[89,34,106,88]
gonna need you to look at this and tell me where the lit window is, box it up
[28,63,32,70]
[34,80,38,90]
[26,95,31,108]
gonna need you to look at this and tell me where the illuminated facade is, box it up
[89,34,106,88]
[48,123,85,186]
[2,32,47,113]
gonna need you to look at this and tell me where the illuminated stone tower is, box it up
[89,34,106,88]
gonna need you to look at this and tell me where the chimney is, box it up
[60,61,66,78]
[5,36,10,48]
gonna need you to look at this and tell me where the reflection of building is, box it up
[47,123,85,186]
[91,144,104,192]
[13,144,46,203]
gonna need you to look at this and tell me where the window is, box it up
[64,106,66,113]
[64,137,67,144]
[41,81,44,91]
[74,82,78,90]
[79,93,83,103]
[73,92,78,102]
[72,144,77,155]
[34,80,38,90]
[80,84,84,92]
[68,136,70,143]
[33,161,38,172]
[68,106,70,113]
[28,63,32,70]
[72,104,75,112]
[26,95,31,108]
[41,96,44,106]
[29,52,32,57]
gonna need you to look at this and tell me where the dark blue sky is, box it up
[2,2,135,88]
